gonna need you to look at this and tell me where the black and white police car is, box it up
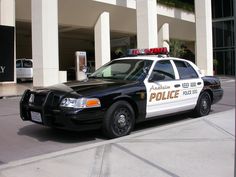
[20,47,223,138]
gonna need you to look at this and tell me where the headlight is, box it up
[60,98,101,108]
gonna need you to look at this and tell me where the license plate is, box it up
[30,111,42,123]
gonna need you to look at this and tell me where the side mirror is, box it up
[143,67,149,74]
[148,72,165,82]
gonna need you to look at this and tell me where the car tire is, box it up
[103,101,135,139]
[194,92,211,117]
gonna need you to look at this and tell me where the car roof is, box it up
[113,55,204,77]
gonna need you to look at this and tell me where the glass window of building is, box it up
[212,0,235,76]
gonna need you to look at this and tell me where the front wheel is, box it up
[194,92,211,117]
[103,101,135,139]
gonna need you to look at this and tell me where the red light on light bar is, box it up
[128,47,168,56]
[131,49,140,55]
[149,47,168,54]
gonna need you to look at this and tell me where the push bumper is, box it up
[20,90,104,131]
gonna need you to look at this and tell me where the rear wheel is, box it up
[103,101,135,139]
[194,92,211,117]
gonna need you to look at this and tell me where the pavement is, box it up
[0,82,33,98]
[0,77,235,177]
[0,108,234,177]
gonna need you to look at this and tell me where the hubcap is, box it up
[117,114,126,128]
[200,95,210,115]
[113,107,132,136]
[202,100,207,110]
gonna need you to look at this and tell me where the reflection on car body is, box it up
[20,48,223,138]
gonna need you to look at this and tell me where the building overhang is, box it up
[16,0,196,41]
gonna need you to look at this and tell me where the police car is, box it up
[20,47,223,138]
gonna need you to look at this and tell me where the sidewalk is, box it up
[0,82,33,98]
[0,109,234,177]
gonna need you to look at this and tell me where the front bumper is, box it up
[20,90,104,131]
[212,88,224,104]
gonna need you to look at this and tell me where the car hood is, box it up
[47,79,137,96]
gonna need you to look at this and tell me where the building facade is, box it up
[212,0,235,76]
[1,0,232,87]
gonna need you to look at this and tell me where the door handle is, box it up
[174,84,181,88]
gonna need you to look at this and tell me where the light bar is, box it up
[127,47,168,56]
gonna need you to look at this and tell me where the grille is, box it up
[29,90,62,107]
[33,93,47,106]
[29,90,48,106]
[52,95,61,107]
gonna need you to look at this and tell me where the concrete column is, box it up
[158,23,169,52]
[195,0,213,75]
[0,0,15,26]
[94,12,111,70]
[234,0,236,67]
[32,0,59,87]
[136,0,158,49]
[0,0,16,83]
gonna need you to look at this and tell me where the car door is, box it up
[172,59,203,110]
[144,60,184,118]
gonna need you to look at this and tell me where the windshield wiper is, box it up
[88,76,97,79]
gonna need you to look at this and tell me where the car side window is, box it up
[174,60,198,79]
[23,60,33,68]
[16,60,22,68]
[150,60,175,81]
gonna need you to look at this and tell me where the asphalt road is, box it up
[0,78,234,165]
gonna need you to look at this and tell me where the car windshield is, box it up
[23,60,32,68]
[90,59,153,81]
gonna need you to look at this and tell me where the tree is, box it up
[167,39,195,63]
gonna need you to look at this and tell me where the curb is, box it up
[0,95,22,99]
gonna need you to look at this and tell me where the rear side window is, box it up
[23,60,33,68]
[174,60,198,79]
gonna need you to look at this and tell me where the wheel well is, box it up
[113,97,139,120]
